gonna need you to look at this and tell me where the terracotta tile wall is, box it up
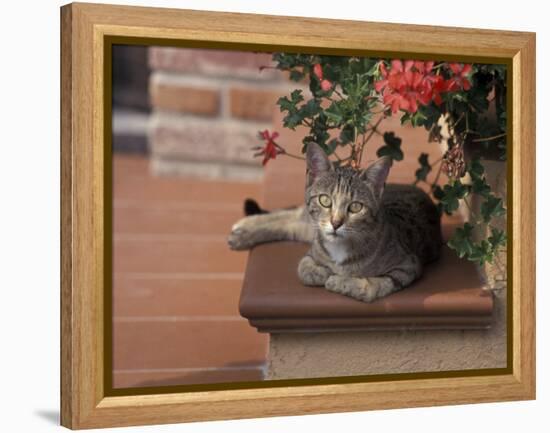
[112,156,268,388]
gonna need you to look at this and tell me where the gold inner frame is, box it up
[102,35,514,398]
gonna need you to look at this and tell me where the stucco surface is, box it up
[267,289,507,379]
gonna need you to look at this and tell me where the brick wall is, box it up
[148,47,300,181]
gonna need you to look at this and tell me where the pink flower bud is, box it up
[320,79,333,92]
[313,63,323,80]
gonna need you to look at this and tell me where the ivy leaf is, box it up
[436,180,469,214]
[417,103,441,130]
[290,89,304,103]
[276,96,294,112]
[377,132,403,161]
[433,185,444,200]
[480,195,505,223]
[326,138,339,154]
[415,153,431,182]
[467,158,485,179]
[488,227,507,249]
[448,223,475,259]
[472,177,491,197]
[300,98,322,118]
[289,69,305,82]
[278,90,317,130]
[468,240,493,265]
[284,114,303,129]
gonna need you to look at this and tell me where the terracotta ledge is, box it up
[239,242,493,332]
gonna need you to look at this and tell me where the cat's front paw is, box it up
[324,275,378,303]
[298,255,331,286]
[227,217,256,250]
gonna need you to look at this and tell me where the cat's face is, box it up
[306,168,377,240]
[305,143,391,241]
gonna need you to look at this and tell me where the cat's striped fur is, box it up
[228,143,442,302]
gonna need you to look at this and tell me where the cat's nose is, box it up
[331,218,344,231]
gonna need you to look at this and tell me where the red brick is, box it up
[229,87,280,121]
[149,47,281,81]
[150,117,266,165]
[150,82,219,116]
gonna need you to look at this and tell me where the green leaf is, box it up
[326,138,339,154]
[433,185,444,200]
[339,125,354,145]
[289,69,305,82]
[416,103,441,130]
[282,112,304,129]
[488,227,507,249]
[448,223,475,259]
[277,90,304,114]
[467,158,485,179]
[377,132,403,161]
[480,195,505,223]
[276,96,293,112]
[468,240,493,265]
[436,180,469,214]
[472,177,491,197]
[290,89,304,103]
[325,102,345,124]
[415,153,431,182]
[300,98,322,118]
[400,112,411,125]
[409,110,427,127]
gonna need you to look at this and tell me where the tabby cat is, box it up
[228,142,442,302]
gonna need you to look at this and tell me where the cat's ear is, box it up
[306,142,332,187]
[361,156,392,199]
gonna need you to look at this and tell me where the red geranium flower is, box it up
[375,60,439,114]
[431,74,447,105]
[375,60,474,112]
[255,130,281,166]
[445,63,472,91]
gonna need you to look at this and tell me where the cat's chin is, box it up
[323,232,345,241]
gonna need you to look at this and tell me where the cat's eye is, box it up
[348,202,363,213]
[318,194,332,208]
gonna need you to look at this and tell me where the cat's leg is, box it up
[324,257,420,302]
[298,255,332,286]
[324,275,399,302]
[228,207,313,250]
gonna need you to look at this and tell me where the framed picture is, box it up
[60,2,535,429]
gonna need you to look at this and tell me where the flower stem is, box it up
[283,152,306,160]
[358,116,385,166]
[471,133,506,143]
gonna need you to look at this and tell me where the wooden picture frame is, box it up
[60,2,535,429]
